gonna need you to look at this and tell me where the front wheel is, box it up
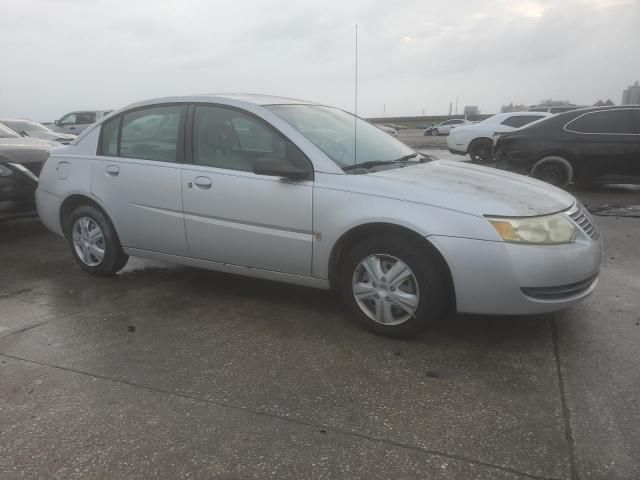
[530,156,573,188]
[65,205,129,276]
[431,129,439,136]
[338,235,449,338]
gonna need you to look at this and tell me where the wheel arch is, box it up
[468,136,493,148]
[59,193,119,238]
[328,222,456,312]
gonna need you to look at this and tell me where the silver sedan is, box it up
[36,95,601,338]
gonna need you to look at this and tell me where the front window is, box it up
[501,115,546,128]
[266,105,415,168]
[0,122,20,138]
[59,113,77,125]
[192,105,310,173]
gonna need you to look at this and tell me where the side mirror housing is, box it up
[253,156,310,180]
[54,120,61,126]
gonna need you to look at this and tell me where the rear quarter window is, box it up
[566,110,637,134]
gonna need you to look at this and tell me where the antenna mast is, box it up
[354,23,358,164]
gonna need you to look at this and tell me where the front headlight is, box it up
[488,213,576,245]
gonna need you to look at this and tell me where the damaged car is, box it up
[1,122,55,221]
[36,95,602,338]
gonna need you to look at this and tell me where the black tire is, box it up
[338,234,449,338]
[431,129,439,136]
[530,156,573,188]
[468,139,493,164]
[64,204,129,276]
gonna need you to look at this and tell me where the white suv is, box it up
[51,110,113,135]
[447,112,551,163]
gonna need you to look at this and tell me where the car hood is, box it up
[368,160,575,217]
[0,137,56,164]
[29,131,75,141]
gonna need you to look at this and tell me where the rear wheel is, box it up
[530,156,573,188]
[65,205,129,276]
[469,139,493,164]
[338,235,448,338]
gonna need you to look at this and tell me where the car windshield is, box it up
[0,122,21,139]
[3,120,49,133]
[266,104,416,168]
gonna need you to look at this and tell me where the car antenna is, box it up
[354,23,358,166]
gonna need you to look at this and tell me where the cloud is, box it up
[0,0,638,120]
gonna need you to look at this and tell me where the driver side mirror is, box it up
[253,156,311,180]
[54,120,61,126]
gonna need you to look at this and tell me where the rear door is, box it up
[91,104,189,256]
[181,104,314,275]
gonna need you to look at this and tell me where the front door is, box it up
[91,104,189,256]
[181,104,314,276]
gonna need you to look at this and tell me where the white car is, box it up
[447,112,551,163]
[36,95,600,338]
[424,119,470,136]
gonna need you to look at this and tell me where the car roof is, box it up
[0,118,35,123]
[125,94,319,109]
[497,111,552,117]
[562,104,640,113]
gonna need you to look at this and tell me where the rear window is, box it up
[501,115,545,128]
[566,109,637,134]
[98,105,184,162]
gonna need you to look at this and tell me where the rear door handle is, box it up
[106,165,119,176]
[193,176,212,189]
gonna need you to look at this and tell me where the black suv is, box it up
[494,106,640,187]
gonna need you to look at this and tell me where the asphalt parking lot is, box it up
[1,183,639,480]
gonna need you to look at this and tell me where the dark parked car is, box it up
[0,123,55,220]
[494,106,640,187]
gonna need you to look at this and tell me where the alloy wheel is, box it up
[352,254,420,325]
[72,216,105,267]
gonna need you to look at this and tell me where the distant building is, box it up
[501,103,528,113]
[622,82,640,105]
[593,99,615,107]
[535,99,575,107]
[463,106,479,116]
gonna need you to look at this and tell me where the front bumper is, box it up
[430,232,602,315]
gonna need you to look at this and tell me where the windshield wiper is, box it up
[342,153,419,171]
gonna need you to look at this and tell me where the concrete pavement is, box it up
[1,185,638,479]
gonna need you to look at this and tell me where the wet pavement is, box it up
[1,185,639,480]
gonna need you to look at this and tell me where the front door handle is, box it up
[193,176,212,189]
[106,165,119,176]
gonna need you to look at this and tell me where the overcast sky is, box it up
[2,0,639,121]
